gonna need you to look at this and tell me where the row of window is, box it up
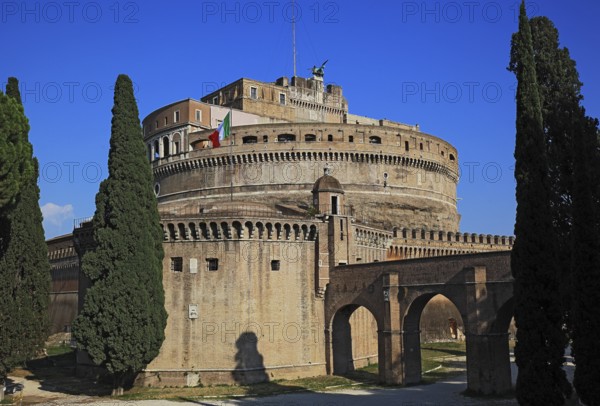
[238,134,455,158]
[212,88,286,105]
[170,257,280,272]
[155,110,181,129]
[152,109,205,132]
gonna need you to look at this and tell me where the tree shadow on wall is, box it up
[231,332,269,385]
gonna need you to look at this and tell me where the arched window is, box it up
[153,140,159,159]
[172,133,181,155]
[242,136,258,144]
[277,134,295,142]
[449,153,456,161]
[369,136,381,144]
[163,137,170,157]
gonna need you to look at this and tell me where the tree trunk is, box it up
[0,383,4,401]
[111,386,124,396]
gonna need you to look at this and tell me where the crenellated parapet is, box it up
[387,227,513,260]
[160,218,318,243]
[354,225,394,249]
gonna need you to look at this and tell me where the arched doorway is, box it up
[331,304,379,377]
[403,292,465,385]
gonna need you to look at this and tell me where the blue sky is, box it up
[1,0,599,239]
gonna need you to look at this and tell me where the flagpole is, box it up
[292,0,296,78]
[229,104,233,202]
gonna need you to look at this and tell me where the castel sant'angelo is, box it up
[69,68,513,387]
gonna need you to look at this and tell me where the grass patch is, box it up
[46,343,74,357]
[117,375,372,401]
[16,341,470,402]
[421,341,467,383]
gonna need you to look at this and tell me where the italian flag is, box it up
[209,112,231,148]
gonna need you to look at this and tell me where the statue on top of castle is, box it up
[311,60,328,78]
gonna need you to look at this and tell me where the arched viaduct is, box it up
[324,251,513,395]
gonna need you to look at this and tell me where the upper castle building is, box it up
[72,71,513,387]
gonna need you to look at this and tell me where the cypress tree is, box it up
[0,79,49,396]
[509,2,571,404]
[528,17,584,333]
[5,77,22,105]
[72,74,167,395]
[571,112,600,405]
[0,90,31,215]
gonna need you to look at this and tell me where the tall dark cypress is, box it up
[5,78,22,105]
[0,88,31,215]
[528,17,584,333]
[0,78,49,396]
[72,74,167,395]
[509,2,571,404]
[571,113,600,405]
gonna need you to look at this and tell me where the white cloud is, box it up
[41,202,74,228]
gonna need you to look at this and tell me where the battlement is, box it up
[388,227,513,260]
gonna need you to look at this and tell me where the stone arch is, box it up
[209,222,219,239]
[283,223,292,240]
[489,297,514,335]
[178,223,187,240]
[162,136,170,157]
[172,132,182,154]
[330,304,381,376]
[256,222,264,239]
[153,139,159,159]
[244,221,254,239]
[265,222,274,239]
[188,222,198,240]
[309,225,317,240]
[167,223,176,240]
[231,221,242,239]
[301,224,309,240]
[274,223,282,240]
[402,292,466,384]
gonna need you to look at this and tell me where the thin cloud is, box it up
[41,202,74,228]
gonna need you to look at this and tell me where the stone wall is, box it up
[139,214,326,386]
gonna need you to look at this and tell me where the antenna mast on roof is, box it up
[292,0,297,77]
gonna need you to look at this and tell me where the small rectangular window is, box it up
[279,93,286,105]
[171,257,183,272]
[174,110,180,123]
[207,258,218,271]
[271,260,280,271]
[405,141,410,151]
[250,87,258,99]
[195,109,202,122]
[156,120,159,129]
[348,135,354,143]
[164,116,168,125]
[212,96,219,105]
